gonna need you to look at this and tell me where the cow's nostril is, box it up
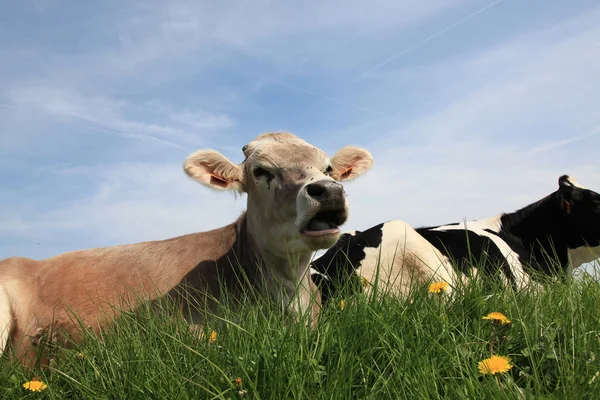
[307,182,326,199]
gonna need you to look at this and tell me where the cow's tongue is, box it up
[308,219,332,231]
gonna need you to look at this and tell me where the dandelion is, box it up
[201,330,218,343]
[428,281,449,294]
[339,300,346,310]
[75,352,85,359]
[23,378,48,392]
[482,312,512,325]
[478,355,513,375]
[360,276,371,287]
[234,377,243,387]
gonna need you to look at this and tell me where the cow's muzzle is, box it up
[300,181,348,237]
[305,180,345,202]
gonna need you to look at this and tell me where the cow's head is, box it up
[557,175,600,267]
[183,132,373,255]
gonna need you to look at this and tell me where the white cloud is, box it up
[4,0,472,91]
[169,109,233,130]
[4,87,235,150]
[527,128,600,156]
[144,101,234,130]
[357,0,504,77]
[135,0,472,57]
[356,23,600,147]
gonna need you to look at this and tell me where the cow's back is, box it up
[416,225,517,287]
[356,220,456,297]
[312,220,456,301]
[0,226,237,364]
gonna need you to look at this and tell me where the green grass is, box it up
[2,269,600,399]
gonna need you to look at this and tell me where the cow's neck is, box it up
[499,192,569,273]
[239,211,316,320]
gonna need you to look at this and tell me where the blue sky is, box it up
[1,0,599,275]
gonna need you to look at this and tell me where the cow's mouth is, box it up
[301,209,347,237]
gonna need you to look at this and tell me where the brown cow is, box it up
[0,131,374,366]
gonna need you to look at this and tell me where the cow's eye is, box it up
[323,165,333,176]
[253,167,273,180]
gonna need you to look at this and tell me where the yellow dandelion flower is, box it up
[428,281,449,294]
[482,312,512,325]
[23,379,48,392]
[360,276,371,287]
[478,355,513,375]
[339,300,346,310]
[75,352,85,359]
[201,329,218,343]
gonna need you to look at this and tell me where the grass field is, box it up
[2,265,600,399]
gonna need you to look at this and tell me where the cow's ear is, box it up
[561,194,573,214]
[559,174,585,189]
[184,150,246,192]
[329,146,374,182]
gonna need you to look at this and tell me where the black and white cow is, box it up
[311,175,600,303]
[310,220,457,303]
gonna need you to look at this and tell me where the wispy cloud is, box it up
[169,109,234,130]
[526,127,600,156]
[4,87,236,150]
[356,9,600,147]
[358,0,505,77]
